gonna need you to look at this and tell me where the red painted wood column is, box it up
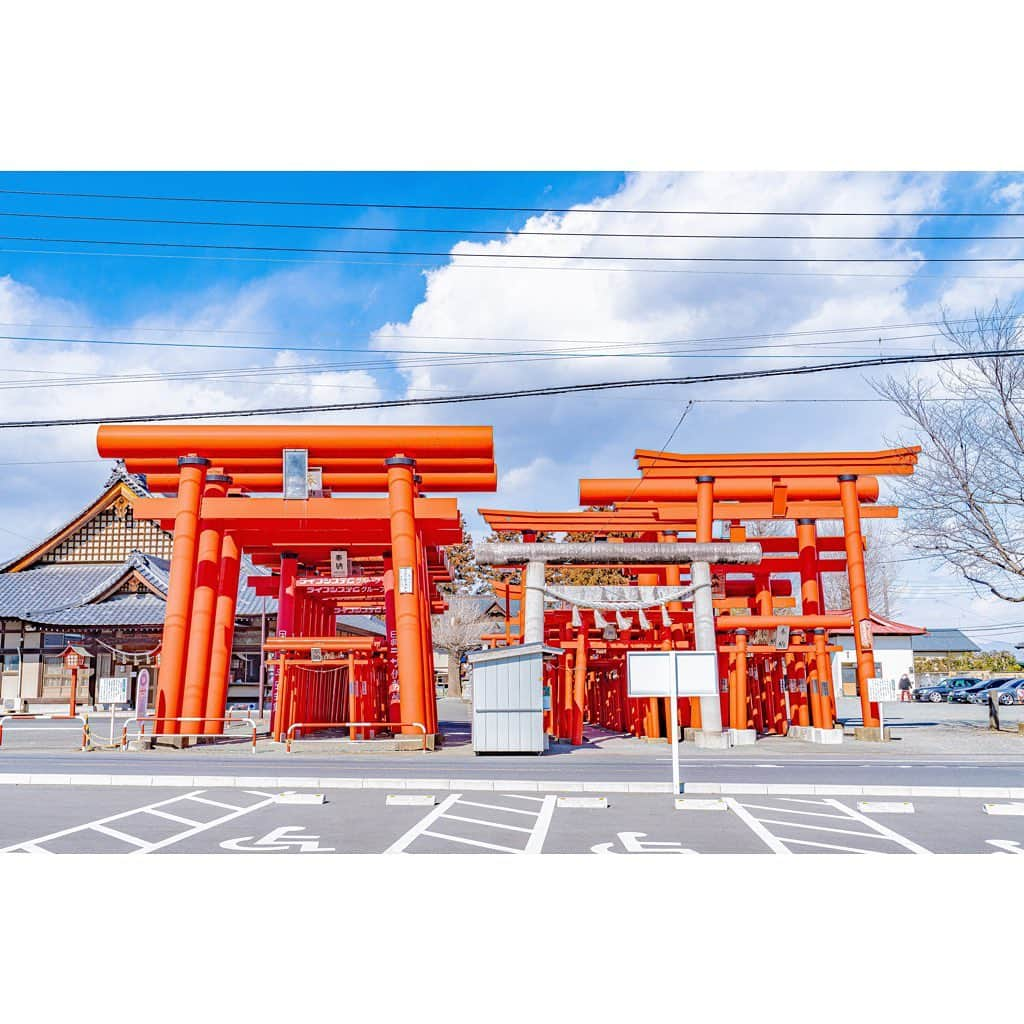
[838,475,880,728]
[385,456,427,735]
[181,474,231,734]
[156,456,210,734]
[271,552,299,741]
[205,529,242,734]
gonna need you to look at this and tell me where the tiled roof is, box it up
[0,550,272,627]
[338,615,385,636]
[0,563,122,616]
[911,629,981,654]
[104,461,151,498]
[23,593,171,627]
[830,609,926,636]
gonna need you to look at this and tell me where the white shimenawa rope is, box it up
[523,583,708,629]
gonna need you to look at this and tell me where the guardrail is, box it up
[0,714,89,749]
[121,716,259,753]
[285,721,428,752]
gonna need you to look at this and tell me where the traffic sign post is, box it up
[98,676,130,745]
[866,678,898,739]
[627,650,718,794]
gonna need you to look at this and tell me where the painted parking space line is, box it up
[725,796,932,855]
[823,799,932,854]
[385,793,557,854]
[0,789,276,855]
[724,798,791,854]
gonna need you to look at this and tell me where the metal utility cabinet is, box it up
[468,643,560,754]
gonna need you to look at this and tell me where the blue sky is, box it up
[2,170,1024,645]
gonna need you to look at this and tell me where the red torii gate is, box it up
[479,445,919,744]
[97,424,496,742]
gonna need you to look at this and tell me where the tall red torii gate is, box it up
[97,424,496,742]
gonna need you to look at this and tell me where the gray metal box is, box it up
[468,643,560,754]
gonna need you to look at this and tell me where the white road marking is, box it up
[220,826,334,852]
[523,795,556,854]
[384,794,462,854]
[823,800,932,854]
[144,808,203,827]
[420,830,522,853]
[90,823,150,847]
[782,838,877,854]
[385,793,555,854]
[753,818,881,839]
[987,839,1024,854]
[505,794,547,804]
[184,795,246,812]
[591,831,697,855]
[724,798,792,855]
[441,813,534,833]
[456,800,540,817]
[0,789,276,854]
[741,803,851,820]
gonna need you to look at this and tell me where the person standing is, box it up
[898,671,912,702]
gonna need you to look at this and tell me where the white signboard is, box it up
[330,549,349,577]
[98,676,130,705]
[774,625,790,650]
[867,677,899,703]
[627,651,719,698]
[310,647,323,663]
[398,566,414,594]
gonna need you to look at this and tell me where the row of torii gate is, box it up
[95,423,918,748]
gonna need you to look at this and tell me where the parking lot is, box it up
[2,784,1022,855]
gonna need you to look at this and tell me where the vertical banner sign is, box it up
[858,619,874,649]
[268,665,278,717]
[330,550,349,577]
[384,569,401,723]
[398,566,414,594]
[136,667,151,718]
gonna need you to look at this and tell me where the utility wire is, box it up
[2,208,1023,242]
[2,186,1023,217]
[4,231,1024,263]
[4,344,1024,430]
[0,310,1015,345]
[8,242,1024,281]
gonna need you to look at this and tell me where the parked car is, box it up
[988,678,1024,705]
[953,677,1016,703]
[913,676,982,703]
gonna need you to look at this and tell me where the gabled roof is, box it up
[1,461,155,572]
[830,609,926,636]
[0,550,273,627]
[912,629,981,654]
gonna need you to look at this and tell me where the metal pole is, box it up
[258,596,267,719]
[671,658,681,795]
[690,562,723,733]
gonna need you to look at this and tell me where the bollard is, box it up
[989,689,1001,731]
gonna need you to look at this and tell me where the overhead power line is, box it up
[4,232,1024,263]
[2,186,1023,217]
[2,209,1024,242]
[3,344,1024,430]
[0,311,1015,344]
[8,243,1024,281]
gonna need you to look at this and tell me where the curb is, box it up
[0,772,1022,799]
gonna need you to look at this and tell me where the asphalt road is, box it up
[2,784,1022,855]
